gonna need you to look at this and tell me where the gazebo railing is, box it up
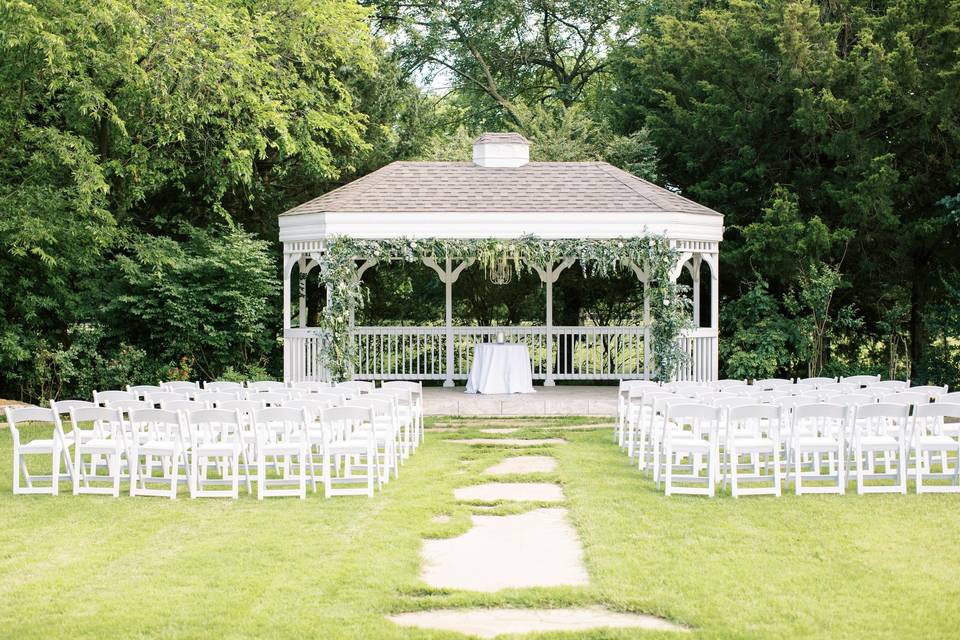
[284,325,717,383]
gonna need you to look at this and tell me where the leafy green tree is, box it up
[104,225,278,381]
[720,280,795,380]
[372,0,634,124]
[0,0,383,397]
[611,0,960,375]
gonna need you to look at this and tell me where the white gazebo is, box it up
[278,133,724,385]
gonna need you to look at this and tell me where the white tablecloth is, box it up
[465,343,535,394]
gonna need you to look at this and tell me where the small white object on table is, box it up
[464,343,535,394]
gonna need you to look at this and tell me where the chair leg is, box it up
[73,452,82,495]
[257,453,266,500]
[112,452,121,498]
[664,443,673,496]
[298,450,307,500]
[729,445,737,498]
[12,449,20,494]
[51,446,60,496]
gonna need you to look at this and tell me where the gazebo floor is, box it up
[423,384,617,417]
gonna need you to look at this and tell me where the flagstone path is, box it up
[391,436,687,637]
[389,607,688,638]
[444,438,566,446]
[453,482,564,502]
[483,455,557,475]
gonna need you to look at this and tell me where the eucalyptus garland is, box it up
[314,235,691,381]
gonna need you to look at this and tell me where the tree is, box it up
[372,0,633,125]
[611,0,960,375]
[0,0,383,398]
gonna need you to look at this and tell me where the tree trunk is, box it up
[909,261,928,380]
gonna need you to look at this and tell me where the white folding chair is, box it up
[754,378,792,390]
[795,376,838,388]
[215,399,263,480]
[630,391,675,469]
[372,388,417,460]
[907,385,949,400]
[128,408,187,499]
[290,381,333,393]
[870,380,911,392]
[840,374,881,388]
[247,380,286,393]
[335,380,375,400]
[650,394,705,485]
[911,403,960,494]
[787,403,849,495]
[194,391,240,405]
[616,380,660,446]
[127,385,164,400]
[69,406,127,497]
[724,404,782,497]
[662,404,722,497]
[713,379,748,390]
[162,399,209,412]
[352,396,400,482]
[145,391,190,408]
[245,390,291,406]
[93,389,136,407]
[938,391,960,404]
[162,381,200,394]
[204,381,245,393]
[185,409,248,498]
[50,399,97,477]
[880,392,929,408]
[321,406,377,498]
[5,406,71,495]
[381,381,424,446]
[286,396,338,490]
[850,403,909,495]
[251,407,311,499]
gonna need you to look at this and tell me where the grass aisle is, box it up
[1,417,958,639]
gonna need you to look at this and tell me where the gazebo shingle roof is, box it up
[280,161,721,217]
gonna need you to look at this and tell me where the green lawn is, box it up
[1,417,958,639]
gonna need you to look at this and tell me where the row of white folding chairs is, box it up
[121,379,423,433]
[6,385,424,499]
[620,387,960,497]
[615,378,948,449]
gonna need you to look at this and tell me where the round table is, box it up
[464,343,535,394]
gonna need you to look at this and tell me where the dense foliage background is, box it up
[1,0,958,400]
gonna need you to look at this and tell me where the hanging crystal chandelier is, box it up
[488,257,513,285]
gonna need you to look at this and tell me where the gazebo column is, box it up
[627,260,651,380]
[297,256,308,327]
[689,254,703,326]
[704,253,720,380]
[281,250,301,382]
[531,258,574,386]
[423,257,475,387]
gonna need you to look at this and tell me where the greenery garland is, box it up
[314,235,691,381]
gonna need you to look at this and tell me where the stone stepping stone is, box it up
[420,508,588,591]
[388,607,688,637]
[479,427,518,434]
[484,456,557,475]
[444,438,566,446]
[454,482,564,502]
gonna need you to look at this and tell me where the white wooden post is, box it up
[423,257,475,387]
[531,258,574,386]
[297,256,307,328]
[627,259,651,380]
[691,254,702,327]
[706,253,720,381]
[281,251,299,383]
